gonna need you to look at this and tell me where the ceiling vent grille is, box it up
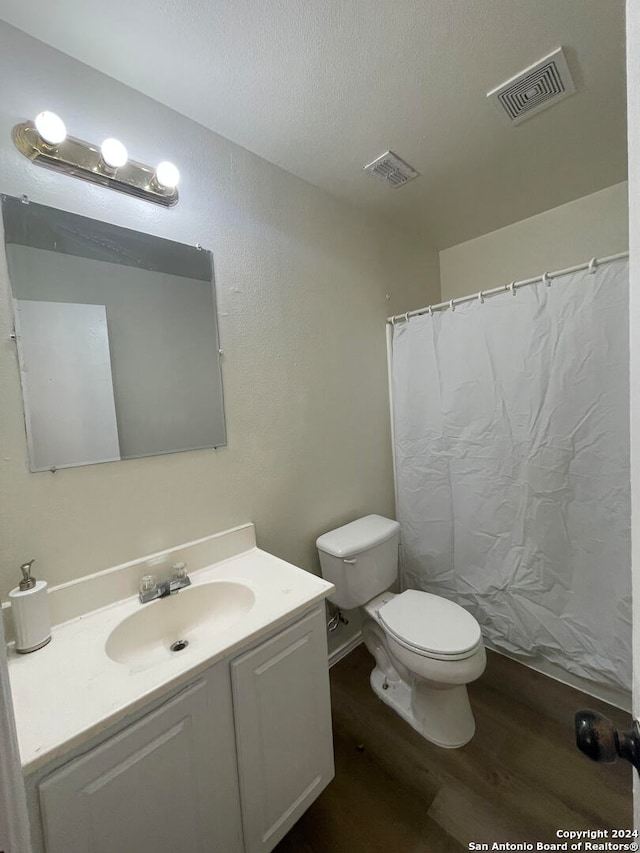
[487,47,576,125]
[362,151,419,188]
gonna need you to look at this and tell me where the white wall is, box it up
[626,0,640,830]
[0,23,440,604]
[439,182,629,301]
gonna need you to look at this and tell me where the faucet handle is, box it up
[139,574,157,595]
[172,562,188,581]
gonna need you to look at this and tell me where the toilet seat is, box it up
[378,589,482,661]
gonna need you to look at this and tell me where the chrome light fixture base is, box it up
[13,122,179,207]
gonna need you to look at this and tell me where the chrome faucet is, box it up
[139,562,191,604]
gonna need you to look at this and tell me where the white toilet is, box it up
[316,514,486,748]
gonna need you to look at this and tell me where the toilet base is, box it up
[369,666,475,748]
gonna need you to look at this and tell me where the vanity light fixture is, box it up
[13,112,179,207]
[100,138,128,171]
[154,160,180,189]
[34,111,67,146]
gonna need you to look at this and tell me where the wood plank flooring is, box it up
[274,645,632,853]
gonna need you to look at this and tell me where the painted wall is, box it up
[439,182,629,301]
[0,23,440,605]
[625,0,639,829]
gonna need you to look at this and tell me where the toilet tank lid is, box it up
[316,515,400,558]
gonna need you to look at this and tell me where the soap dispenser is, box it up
[9,559,51,653]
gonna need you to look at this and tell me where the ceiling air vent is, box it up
[362,151,419,188]
[487,47,576,126]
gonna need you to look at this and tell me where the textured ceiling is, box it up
[0,0,628,247]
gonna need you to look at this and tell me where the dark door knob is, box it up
[575,710,640,773]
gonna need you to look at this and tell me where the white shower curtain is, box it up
[391,260,630,691]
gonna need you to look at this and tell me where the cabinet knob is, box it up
[575,710,640,773]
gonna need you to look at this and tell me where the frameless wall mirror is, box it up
[2,196,226,472]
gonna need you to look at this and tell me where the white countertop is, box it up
[8,541,333,775]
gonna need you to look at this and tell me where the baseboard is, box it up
[326,631,630,711]
[485,641,631,712]
[329,631,363,668]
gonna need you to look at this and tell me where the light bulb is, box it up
[100,138,128,169]
[34,111,67,146]
[155,161,180,189]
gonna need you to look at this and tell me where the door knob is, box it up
[574,710,640,773]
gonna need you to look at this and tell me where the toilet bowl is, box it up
[362,591,486,747]
[316,515,486,748]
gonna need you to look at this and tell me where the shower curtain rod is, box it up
[386,250,630,325]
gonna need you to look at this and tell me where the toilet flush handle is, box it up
[343,558,357,564]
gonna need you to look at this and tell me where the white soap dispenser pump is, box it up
[9,559,51,653]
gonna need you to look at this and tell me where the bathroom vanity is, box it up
[6,524,335,853]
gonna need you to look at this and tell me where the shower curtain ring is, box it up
[509,281,517,295]
[478,291,484,304]
[404,312,409,323]
[588,257,598,274]
[542,272,551,287]
[428,305,433,317]
[450,299,455,312]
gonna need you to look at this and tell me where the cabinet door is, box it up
[39,667,242,853]
[232,607,334,853]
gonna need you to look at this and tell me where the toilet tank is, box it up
[316,515,400,609]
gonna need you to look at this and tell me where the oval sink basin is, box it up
[105,581,255,669]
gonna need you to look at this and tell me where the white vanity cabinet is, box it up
[33,606,334,853]
[37,661,242,853]
[232,607,334,853]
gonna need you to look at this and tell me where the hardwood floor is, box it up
[274,645,632,853]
